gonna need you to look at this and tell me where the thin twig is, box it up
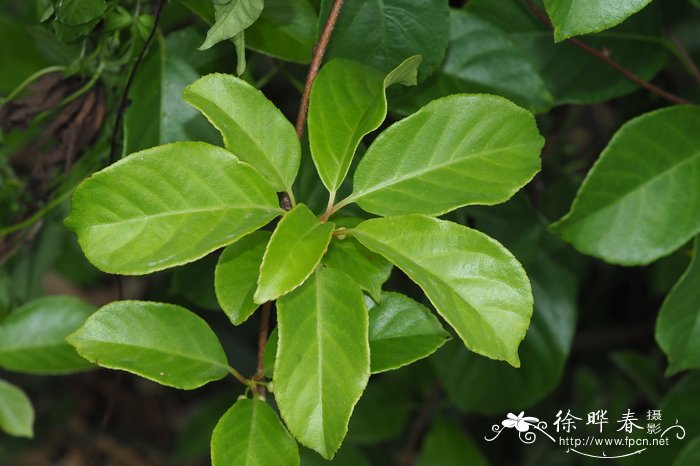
[294,0,345,139]
[668,31,700,84]
[523,0,691,105]
[254,302,272,386]
[397,382,442,466]
[108,0,166,164]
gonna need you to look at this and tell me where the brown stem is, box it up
[109,0,166,164]
[253,301,272,395]
[294,0,345,139]
[523,0,691,105]
[668,32,700,84]
[396,382,442,466]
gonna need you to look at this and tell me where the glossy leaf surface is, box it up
[255,204,334,304]
[350,95,543,216]
[367,292,450,373]
[0,296,95,374]
[200,0,263,50]
[215,231,270,325]
[322,0,450,81]
[0,379,33,438]
[353,215,533,367]
[184,74,301,192]
[67,301,229,389]
[552,106,700,265]
[656,237,700,374]
[275,267,370,459]
[65,142,281,275]
[211,398,299,466]
[308,57,420,192]
[544,0,653,41]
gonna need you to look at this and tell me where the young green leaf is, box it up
[352,215,533,367]
[0,379,34,438]
[246,0,317,63]
[65,142,282,275]
[348,95,543,216]
[551,106,700,265]
[67,301,229,389]
[308,56,421,193]
[274,267,370,459]
[320,0,450,81]
[199,0,263,50]
[367,292,450,373]
[255,204,334,304]
[544,0,653,42]
[183,74,301,193]
[211,398,299,466]
[656,237,700,374]
[56,0,106,26]
[322,235,392,302]
[215,231,270,325]
[0,296,95,374]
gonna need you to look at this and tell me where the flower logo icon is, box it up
[502,412,540,432]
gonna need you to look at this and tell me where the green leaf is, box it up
[67,301,229,389]
[215,231,270,324]
[171,253,220,311]
[346,376,411,445]
[211,398,299,466]
[0,379,34,438]
[183,74,301,193]
[308,57,421,193]
[199,0,264,50]
[551,106,700,265]
[123,30,221,154]
[300,445,371,466]
[321,0,450,81]
[65,142,282,275]
[544,0,653,42]
[352,215,533,367]
[417,418,488,466]
[674,437,700,466]
[56,0,106,26]
[322,225,392,302]
[656,237,700,374]
[0,296,95,374]
[255,204,334,304]
[246,0,317,63]
[434,196,578,413]
[349,95,543,217]
[274,267,370,459]
[367,292,450,373]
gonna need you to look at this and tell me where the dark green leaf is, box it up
[367,292,450,373]
[215,231,270,324]
[0,295,95,374]
[346,377,411,444]
[417,419,488,466]
[656,237,700,374]
[56,0,106,26]
[0,379,34,438]
[211,398,299,466]
[183,74,301,193]
[246,0,317,63]
[349,95,543,216]
[321,0,450,81]
[552,106,700,265]
[65,142,282,275]
[200,0,264,50]
[275,267,370,459]
[255,204,334,304]
[544,0,653,41]
[353,215,533,367]
[67,301,229,389]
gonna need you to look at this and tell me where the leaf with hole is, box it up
[274,267,370,459]
[348,94,543,216]
[67,301,229,389]
[551,106,700,265]
[65,141,282,275]
[211,398,299,466]
[255,204,334,304]
[352,215,533,367]
[0,295,95,374]
[184,74,301,193]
